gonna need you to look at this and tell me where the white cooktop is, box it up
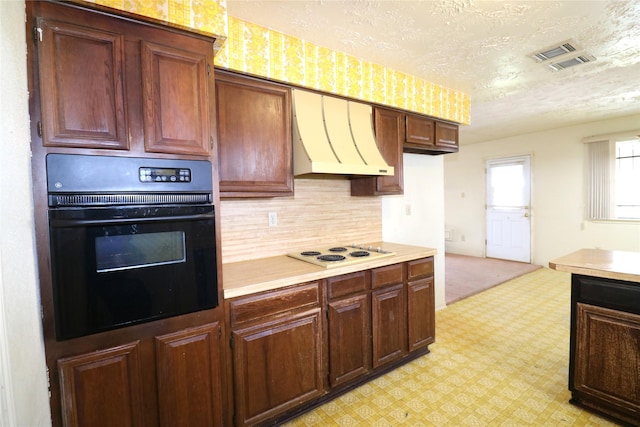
[287,245,395,269]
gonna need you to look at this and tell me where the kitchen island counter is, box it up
[222,242,436,299]
[549,248,640,426]
[549,248,640,283]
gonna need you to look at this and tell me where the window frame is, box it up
[584,130,640,222]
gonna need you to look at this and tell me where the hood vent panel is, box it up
[292,89,394,177]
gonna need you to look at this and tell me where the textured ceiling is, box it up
[226,0,640,144]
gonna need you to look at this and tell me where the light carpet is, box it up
[284,268,616,426]
[445,253,541,305]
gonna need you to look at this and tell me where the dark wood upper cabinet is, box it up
[32,1,215,157]
[36,18,129,150]
[403,113,459,155]
[435,120,460,150]
[215,71,294,197]
[141,41,212,156]
[351,107,404,196]
[352,108,459,196]
[405,113,435,146]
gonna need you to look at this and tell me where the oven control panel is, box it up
[139,167,191,183]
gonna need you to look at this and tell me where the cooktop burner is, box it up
[300,251,321,256]
[349,251,370,257]
[287,244,395,268]
[318,254,346,262]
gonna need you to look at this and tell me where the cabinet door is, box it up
[435,121,459,151]
[141,41,211,156]
[351,107,404,196]
[216,72,293,197]
[155,323,225,427]
[36,17,129,150]
[407,277,435,352]
[328,294,371,387]
[574,303,640,419]
[58,341,145,427]
[405,114,435,146]
[232,310,324,426]
[372,284,406,369]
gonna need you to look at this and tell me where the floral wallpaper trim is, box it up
[79,1,469,124]
[82,0,228,52]
[215,16,470,125]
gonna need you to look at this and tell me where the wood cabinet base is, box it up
[228,258,435,426]
[570,393,640,427]
[569,275,640,427]
[270,346,431,427]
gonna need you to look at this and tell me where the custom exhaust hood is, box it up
[292,89,394,177]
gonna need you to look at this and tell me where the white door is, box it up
[486,156,531,262]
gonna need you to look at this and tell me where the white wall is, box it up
[444,114,640,267]
[0,1,52,426]
[383,154,446,310]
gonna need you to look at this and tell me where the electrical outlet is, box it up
[268,211,278,227]
[405,204,412,216]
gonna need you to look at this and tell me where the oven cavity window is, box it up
[95,231,186,273]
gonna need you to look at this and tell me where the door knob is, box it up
[524,213,529,217]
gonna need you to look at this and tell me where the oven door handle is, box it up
[49,212,215,227]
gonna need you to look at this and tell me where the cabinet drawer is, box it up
[371,263,404,289]
[327,271,369,300]
[230,282,321,326]
[573,275,640,315]
[407,257,434,281]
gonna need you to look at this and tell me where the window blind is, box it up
[586,139,611,220]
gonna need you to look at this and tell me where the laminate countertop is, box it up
[549,248,640,283]
[222,242,437,299]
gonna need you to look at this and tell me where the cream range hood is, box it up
[292,89,394,177]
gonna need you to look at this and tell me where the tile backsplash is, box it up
[220,178,382,263]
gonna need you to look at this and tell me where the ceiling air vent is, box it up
[531,40,579,62]
[548,53,596,71]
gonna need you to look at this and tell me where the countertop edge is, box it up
[549,249,640,283]
[222,242,437,299]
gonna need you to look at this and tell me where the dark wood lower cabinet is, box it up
[228,257,436,426]
[58,341,145,427]
[570,274,640,426]
[326,271,370,388]
[155,323,225,427]
[232,311,325,426]
[57,322,226,427]
[372,284,406,368]
[407,277,435,352]
[228,282,325,426]
[327,294,371,386]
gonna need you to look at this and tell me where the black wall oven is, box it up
[46,154,218,340]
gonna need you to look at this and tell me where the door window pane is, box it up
[489,163,525,207]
